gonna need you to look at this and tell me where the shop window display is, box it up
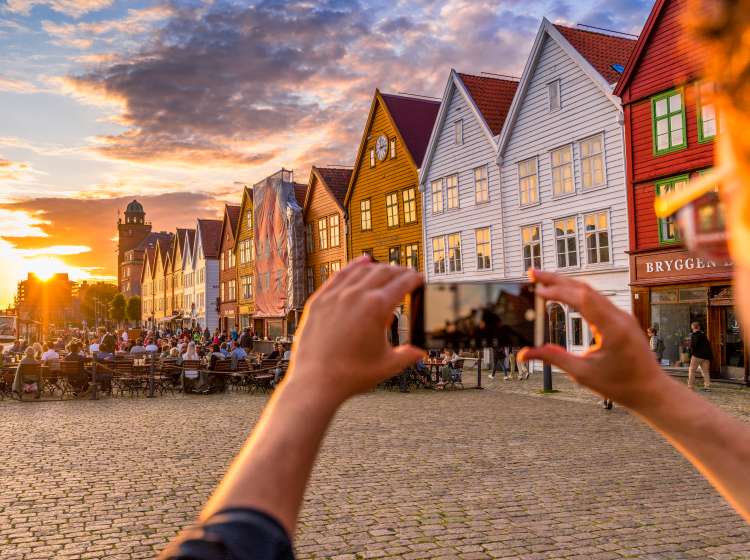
[651,287,707,367]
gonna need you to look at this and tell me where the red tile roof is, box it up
[135,231,172,252]
[293,182,308,207]
[226,204,241,237]
[554,24,637,84]
[144,246,156,275]
[156,234,174,268]
[457,73,519,136]
[197,218,223,259]
[316,167,352,207]
[381,93,440,166]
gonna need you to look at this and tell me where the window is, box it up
[306,268,314,296]
[584,211,610,264]
[239,239,252,264]
[698,82,717,142]
[474,165,489,203]
[655,175,689,243]
[431,179,443,214]
[402,188,417,223]
[386,192,399,227]
[221,282,225,302]
[580,134,605,189]
[551,144,574,196]
[320,263,330,284]
[405,243,419,270]
[475,227,491,270]
[447,233,462,272]
[432,237,446,274]
[329,214,340,247]
[228,248,235,268]
[330,260,341,274]
[318,218,329,250]
[360,199,372,231]
[554,217,578,268]
[388,246,401,266]
[228,280,236,301]
[446,174,459,209]
[548,80,560,111]
[454,119,463,144]
[518,158,538,205]
[389,137,397,159]
[369,149,375,168]
[522,225,542,270]
[362,248,373,258]
[247,210,253,230]
[652,88,686,154]
[306,223,314,253]
[241,275,252,299]
[571,316,584,346]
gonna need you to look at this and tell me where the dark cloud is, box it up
[577,0,652,35]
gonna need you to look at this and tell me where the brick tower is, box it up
[117,200,152,292]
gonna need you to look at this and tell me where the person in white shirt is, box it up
[121,330,129,344]
[144,339,159,353]
[41,344,60,371]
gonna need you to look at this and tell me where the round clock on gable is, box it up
[375,134,388,161]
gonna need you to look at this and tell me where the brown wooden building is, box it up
[219,204,241,333]
[303,166,352,299]
[235,187,256,333]
[614,0,745,382]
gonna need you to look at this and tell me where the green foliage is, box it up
[78,282,118,325]
[109,292,126,324]
[125,296,142,323]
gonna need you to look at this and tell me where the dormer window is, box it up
[369,149,376,168]
[548,80,561,112]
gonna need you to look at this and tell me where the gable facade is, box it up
[235,187,255,332]
[497,21,634,353]
[219,205,240,333]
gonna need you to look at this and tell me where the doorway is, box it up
[716,306,745,380]
[548,303,566,348]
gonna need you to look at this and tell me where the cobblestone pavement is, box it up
[1,377,749,560]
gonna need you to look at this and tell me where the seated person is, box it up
[12,346,41,399]
[267,344,282,361]
[208,344,227,370]
[41,344,60,371]
[63,342,88,395]
[439,348,460,384]
[130,339,147,355]
[220,342,231,358]
[230,341,248,371]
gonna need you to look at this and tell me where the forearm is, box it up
[200,371,341,536]
[630,374,750,522]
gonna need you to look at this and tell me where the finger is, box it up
[384,345,425,375]
[532,277,618,329]
[324,255,371,290]
[350,262,403,292]
[519,344,589,377]
[380,270,424,312]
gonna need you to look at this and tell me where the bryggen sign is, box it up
[632,249,733,284]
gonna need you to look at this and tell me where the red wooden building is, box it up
[615,0,745,382]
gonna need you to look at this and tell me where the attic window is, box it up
[611,64,625,74]
[389,137,396,159]
[454,119,463,145]
[548,80,561,112]
[369,149,376,168]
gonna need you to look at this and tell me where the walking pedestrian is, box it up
[647,326,665,363]
[688,322,713,391]
[488,344,506,380]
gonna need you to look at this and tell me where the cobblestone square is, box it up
[1,375,749,559]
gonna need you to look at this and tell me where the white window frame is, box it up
[404,243,419,270]
[579,133,606,190]
[389,137,397,159]
[385,192,399,228]
[329,214,340,247]
[447,232,462,273]
[553,216,578,269]
[446,174,459,210]
[360,199,372,231]
[318,218,329,250]
[432,236,446,275]
[518,157,539,206]
[521,224,542,271]
[474,165,489,204]
[402,188,417,224]
[548,80,561,112]
[369,149,375,168]
[475,227,491,271]
[431,179,444,214]
[583,210,611,265]
[454,119,463,145]
[550,144,575,197]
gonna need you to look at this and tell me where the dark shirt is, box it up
[690,330,713,361]
[159,508,293,560]
[267,350,280,360]
[64,352,85,362]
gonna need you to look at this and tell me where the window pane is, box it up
[655,98,667,117]
[446,175,459,209]
[386,193,399,227]
[431,179,443,214]
[668,93,682,112]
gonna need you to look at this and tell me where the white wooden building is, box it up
[419,70,518,282]
[496,20,636,352]
[191,219,222,333]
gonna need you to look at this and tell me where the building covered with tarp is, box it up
[253,169,306,340]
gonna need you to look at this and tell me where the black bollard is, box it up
[543,361,553,392]
[475,354,483,390]
[90,360,99,400]
[148,353,156,398]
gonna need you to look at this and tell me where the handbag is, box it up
[23,382,38,393]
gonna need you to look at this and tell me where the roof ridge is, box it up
[457,71,519,82]
[553,22,637,42]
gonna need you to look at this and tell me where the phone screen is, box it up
[409,282,540,351]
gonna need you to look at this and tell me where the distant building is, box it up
[120,231,173,299]
[219,204,241,333]
[117,200,152,293]
[16,273,74,330]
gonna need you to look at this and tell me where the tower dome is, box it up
[126,199,144,214]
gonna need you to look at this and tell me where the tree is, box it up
[78,282,118,326]
[126,296,142,326]
[109,293,126,326]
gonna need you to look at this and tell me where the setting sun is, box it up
[27,257,66,281]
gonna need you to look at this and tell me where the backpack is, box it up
[656,337,665,355]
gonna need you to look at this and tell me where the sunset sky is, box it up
[0,0,651,307]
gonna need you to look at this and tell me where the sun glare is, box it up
[27,257,69,281]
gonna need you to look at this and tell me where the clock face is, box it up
[375,135,388,161]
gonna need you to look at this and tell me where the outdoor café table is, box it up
[424,359,442,384]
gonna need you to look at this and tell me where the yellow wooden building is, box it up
[345,90,440,270]
[235,186,256,333]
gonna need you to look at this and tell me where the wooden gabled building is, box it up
[219,204,241,333]
[235,187,256,333]
[614,0,744,382]
[303,166,352,299]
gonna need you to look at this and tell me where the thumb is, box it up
[519,344,588,377]
[386,345,425,373]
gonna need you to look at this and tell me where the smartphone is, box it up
[409,282,544,351]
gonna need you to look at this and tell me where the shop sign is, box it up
[633,249,732,283]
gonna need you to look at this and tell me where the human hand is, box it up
[287,256,425,403]
[519,270,668,409]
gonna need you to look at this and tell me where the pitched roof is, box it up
[612,0,667,98]
[135,231,173,252]
[156,234,173,268]
[185,229,196,256]
[226,204,241,235]
[293,182,308,207]
[456,73,519,136]
[197,218,222,258]
[553,24,637,84]
[175,228,190,254]
[144,246,156,274]
[380,93,440,166]
[315,167,352,207]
